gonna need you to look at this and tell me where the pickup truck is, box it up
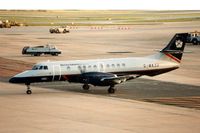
[49,26,70,33]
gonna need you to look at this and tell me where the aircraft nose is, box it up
[9,70,31,84]
[9,77,26,83]
[9,77,18,83]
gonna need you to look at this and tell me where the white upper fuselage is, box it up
[14,52,180,79]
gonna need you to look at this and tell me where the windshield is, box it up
[32,65,48,70]
[32,65,39,70]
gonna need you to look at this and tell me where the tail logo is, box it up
[175,40,183,48]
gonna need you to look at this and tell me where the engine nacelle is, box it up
[79,72,116,86]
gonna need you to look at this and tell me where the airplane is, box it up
[9,33,188,94]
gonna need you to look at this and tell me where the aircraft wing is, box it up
[100,74,141,84]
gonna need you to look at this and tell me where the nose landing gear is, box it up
[26,83,32,95]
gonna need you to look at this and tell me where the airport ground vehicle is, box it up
[0,20,26,28]
[187,31,200,45]
[49,26,70,33]
[0,20,11,28]
[11,33,188,94]
[22,44,61,56]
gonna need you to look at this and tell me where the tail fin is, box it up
[161,33,188,63]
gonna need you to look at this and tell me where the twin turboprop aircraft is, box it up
[9,33,188,94]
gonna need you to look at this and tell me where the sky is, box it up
[0,0,200,10]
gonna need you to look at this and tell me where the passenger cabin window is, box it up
[93,65,97,68]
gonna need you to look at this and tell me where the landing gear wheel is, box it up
[26,84,32,95]
[83,84,90,90]
[108,86,115,94]
[26,90,32,94]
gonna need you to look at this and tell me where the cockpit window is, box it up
[39,66,43,70]
[44,66,48,70]
[32,65,48,70]
[32,65,39,70]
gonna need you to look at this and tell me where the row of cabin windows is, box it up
[106,63,125,68]
[32,63,126,71]
[66,63,126,70]
[32,65,48,70]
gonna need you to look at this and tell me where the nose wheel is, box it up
[108,86,116,94]
[26,84,32,94]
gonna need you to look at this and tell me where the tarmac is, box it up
[0,82,200,133]
[0,22,200,132]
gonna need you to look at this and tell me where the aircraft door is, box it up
[52,65,61,81]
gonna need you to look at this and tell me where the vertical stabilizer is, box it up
[161,33,188,63]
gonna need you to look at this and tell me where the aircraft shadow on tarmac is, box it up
[2,77,200,109]
[32,78,200,100]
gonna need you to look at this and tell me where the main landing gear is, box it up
[26,83,32,95]
[82,84,116,94]
[108,85,116,94]
[82,84,90,90]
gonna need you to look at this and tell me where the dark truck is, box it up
[22,44,62,56]
[187,31,200,45]
[0,20,11,28]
